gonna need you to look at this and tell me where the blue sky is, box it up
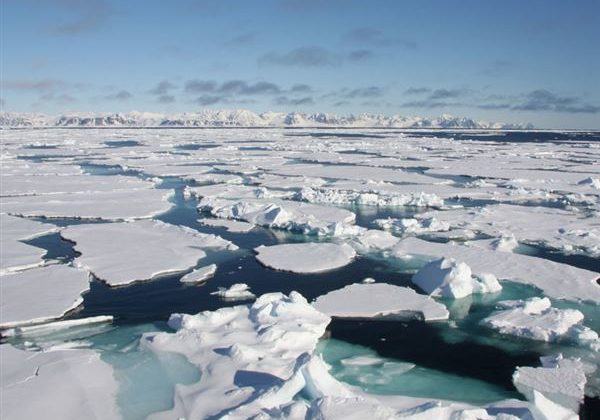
[2,0,599,128]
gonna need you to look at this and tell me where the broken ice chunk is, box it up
[481,297,599,350]
[210,283,255,301]
[179,264,217,284]
[411,257,502,299]
[513,354,586,412]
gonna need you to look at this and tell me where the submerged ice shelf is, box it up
[1,127,599,419]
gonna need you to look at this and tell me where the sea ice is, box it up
[2,188,173,221]
[375,216,450,236]
[481,297,599,349]
[0,344,120,419]
[198,196,357,236]
[179,264,218,284]
[0,213,57,274]
[0,264,90,328]
[513,354,586,412]
[412,257,502,299]
[255,242,357,273]
[210,283,256,301]
[142,292,330,419]
[391,237,600,302]
[312,283,449,321]
[62,220,237,286]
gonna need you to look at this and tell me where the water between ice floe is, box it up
[7,159,599,418]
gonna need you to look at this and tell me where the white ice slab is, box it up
[0,344,120,419]
[210,283,256,301]
[481,297,599,349]
[2,188,174,221]
[0,214,57,274]
[179,264,218,284]
[513,355,586,412]
[1,174,156,196]
[391,237,600,303]
[412,258,502,299]
[62,220,237,286]
[255,242,356,273]
[0,264,90,328]
[313,283,449,321]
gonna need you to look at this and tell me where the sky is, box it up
[1,0,599,128]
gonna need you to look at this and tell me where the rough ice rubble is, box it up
[0,264,90,328]
[297,186,445,208]
[198,195,358,236]
[0,344,120,419]
[412,258,502,299]
[481,297,599,350]
[312,283,449,321]
[179,264,217,284]
[513,354,587,412]
[413,204,600,258]
[143,292,553,419]
[0,213,57,275]
[375,216,450,236]
[211,283,256,301]
[141,291,330,419]
[62,220,237,286]
[255,242,357,273]
[391,237,600,303]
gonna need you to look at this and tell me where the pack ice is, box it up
[313,283,449,321]
[255,242,357,273]
[61,220,237,286]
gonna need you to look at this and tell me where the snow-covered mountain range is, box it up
[0,110,533,129]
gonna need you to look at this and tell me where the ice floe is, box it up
[391,237,600,302]
[481,297,599,350]
[413,204,600,258]
[210,283,256,301]
[142,292,330,418]
[62,220,237,286]
[312,283,449,321]
[0,214,57,274]
[142,291,556,419]
[179,264,218,284]
[255,242,357,273]
[0,264,90,328]
[513,354,586,412]
[0,344,120,419]
[412,257,502,299]
[198,196,357,236]
[2,188,173,221]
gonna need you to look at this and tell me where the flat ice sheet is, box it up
[313,283,449,321]
[2,188,174,221]
[62,220,237,286]
[255,242,357,273]
[0,344,120,419]
[0,264,90,328]
[0,214,57,274]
